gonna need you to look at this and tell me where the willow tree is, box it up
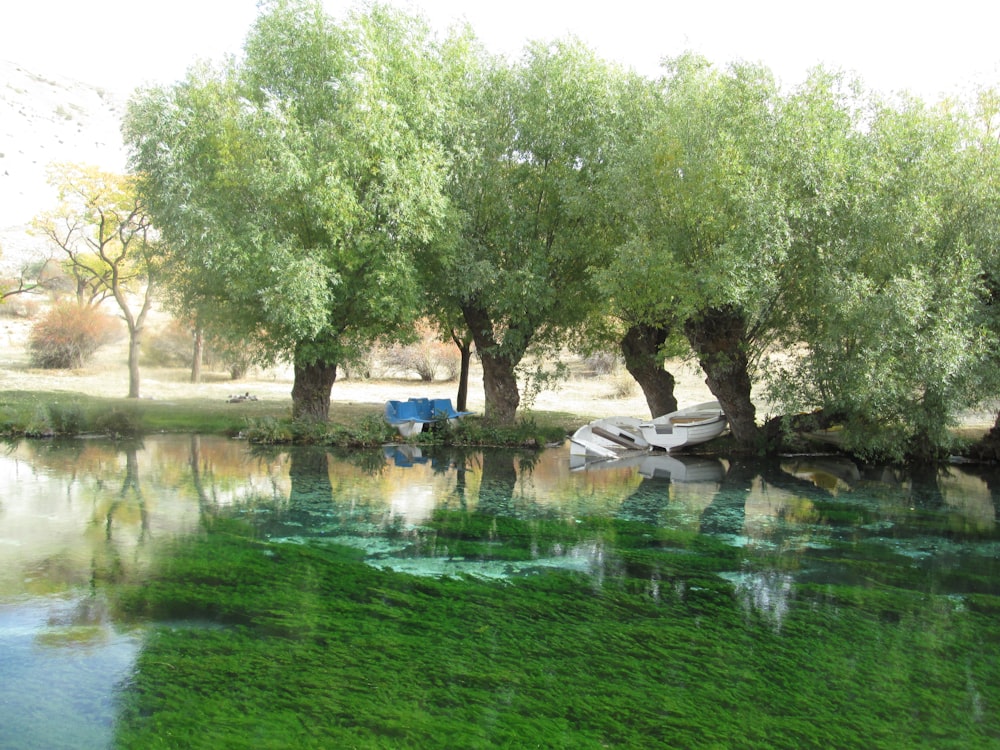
[780,93,991,460]
[435,38,642,425]
[124,0,447,420]
[964,87,1000,459]
[606,56,801,448]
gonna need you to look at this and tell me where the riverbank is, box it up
[0,326,994,450]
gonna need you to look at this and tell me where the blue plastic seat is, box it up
[430,398,473,420]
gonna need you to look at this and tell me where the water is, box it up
[0,435,997,748]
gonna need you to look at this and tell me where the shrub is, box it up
[381,320,459,381]
[583,351,620,377]
[93,408,144,438]
[27,302,118,369]
[0,293,41,319]
[204,335,263,380]
[142,320,195,367]
[47,402,86,434]
[607,369,638,399]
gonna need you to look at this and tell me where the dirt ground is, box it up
[2,310,993,433]
[0,308,723,422]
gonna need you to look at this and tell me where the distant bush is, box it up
[0,293,41,319]
[141,320,194,367]
[381,320,459,381]
[582,351,620,377]
[27,302,118,368]
[204,335,262,380]
[142,320,264,380]
[607,369,638,399]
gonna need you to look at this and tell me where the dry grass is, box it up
[3,312,991,437]
[0,310,715,425]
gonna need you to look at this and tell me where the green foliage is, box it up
[121,0,1000,454]
[27,301,119,369]
[45,401,86,435]
[442,416,565,448]
[768,94,992,460]
[125,0,449,380]
[431,36,647,423]
[109,518,1000,749]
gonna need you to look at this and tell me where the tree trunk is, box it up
[127,328,143,398]
[291,345,337,421]
[684,306,759,450]
[451,330,474,413]
[462,302,521,426]
[480,350,520,425]
[117,278,154,399]
[971,410,1000,462]
[620,322,678,418]
[190,327,203,384]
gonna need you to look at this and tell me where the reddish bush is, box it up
[28,302,119,369]
[383,320,460,381]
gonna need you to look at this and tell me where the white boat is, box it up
[570,402,727,459]
[637,402,728,452]
[569,416,649,458]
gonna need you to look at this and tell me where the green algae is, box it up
[110,516,1000,749]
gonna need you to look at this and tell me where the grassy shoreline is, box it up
[0,388,576,447]
[0,376,992,458]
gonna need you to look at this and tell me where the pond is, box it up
[1,435,998,748]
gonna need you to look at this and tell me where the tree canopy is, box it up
[121,3,1000,459]
[124,0,448,419]
[33,163,158,398]
[434,38,647,424]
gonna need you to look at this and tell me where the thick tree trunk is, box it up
[970,410,1000,462]
[684,306,760,450]
[451,331,474,413]
[480,350,520,425]
[190,327,203,384]
[291,346,337,422]
[620,322,678,418]
[462,302,522,426]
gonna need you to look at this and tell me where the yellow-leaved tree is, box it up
[33,163,160,398]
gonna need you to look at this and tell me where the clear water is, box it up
[1,435,997,748]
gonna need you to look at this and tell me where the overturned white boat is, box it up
[569,416,650,458]
[570,402,728,458]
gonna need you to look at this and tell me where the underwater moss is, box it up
[109,519,1000,749]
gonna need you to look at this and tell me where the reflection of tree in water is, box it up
[700,459,801,632]
[961,464,1000,522]
[188,435,216,522]
[901,463,947,511]
[425,447,475,512]
[617,478,672,524]
[287,446,334,513]
[105,441,149,543]
[476,450,519,517]
[699,459,754,537]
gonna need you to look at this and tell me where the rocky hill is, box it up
[0,59,126,274]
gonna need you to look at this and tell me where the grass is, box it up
[0,390,275,436]
[0,389,576,447]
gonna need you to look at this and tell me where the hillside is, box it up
[0,59,126,273]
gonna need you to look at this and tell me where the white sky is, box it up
[2,0,999,100]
